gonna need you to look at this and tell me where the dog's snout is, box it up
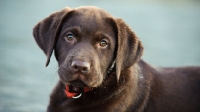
[71,60,90,73]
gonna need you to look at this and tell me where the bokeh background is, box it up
[0,0,200,111]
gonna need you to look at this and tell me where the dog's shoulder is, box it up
[137,60,200,112]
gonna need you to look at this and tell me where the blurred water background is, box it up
[0,0,200,111]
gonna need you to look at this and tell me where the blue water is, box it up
[0,0,200,111]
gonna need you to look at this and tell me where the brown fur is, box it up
[33,6,200,112]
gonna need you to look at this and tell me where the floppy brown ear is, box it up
[33,7,71,67]
[115,18,144,81]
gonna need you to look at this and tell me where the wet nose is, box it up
[71,60,90,73]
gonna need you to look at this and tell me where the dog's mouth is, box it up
[64,80,93,98]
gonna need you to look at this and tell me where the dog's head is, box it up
[33,6,143,88]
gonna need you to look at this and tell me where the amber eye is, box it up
[99,40,108,47]
[65,33,74,41]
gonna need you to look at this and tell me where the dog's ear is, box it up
[114,18,144,81]
[33,7,71,67]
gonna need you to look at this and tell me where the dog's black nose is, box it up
[71,60,90,73]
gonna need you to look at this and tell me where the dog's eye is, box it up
[65,33,74,41]
[100,40,108,47]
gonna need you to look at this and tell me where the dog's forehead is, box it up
[62,7,114,34]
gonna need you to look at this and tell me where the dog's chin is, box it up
[60,78,91,87]
[69,80,87,87]
[61,78,102,88]
[59,71,104,88]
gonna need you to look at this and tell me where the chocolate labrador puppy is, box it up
[33,6,200,112]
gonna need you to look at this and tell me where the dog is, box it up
[33,6,200,112]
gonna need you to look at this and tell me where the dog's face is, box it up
[55,8,117,87]
[33,6,143,88]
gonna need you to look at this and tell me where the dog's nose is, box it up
[71,60,90,73]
